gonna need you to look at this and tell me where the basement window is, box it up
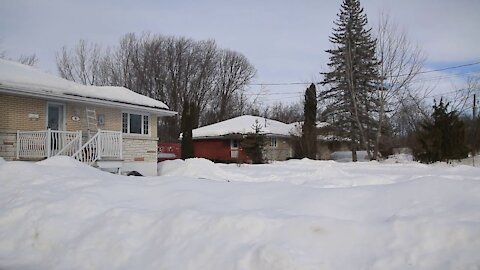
[122,112,149,135]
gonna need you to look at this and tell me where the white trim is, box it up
[270,137,278,148]
[46,101,66,131]
[122,111,150,136]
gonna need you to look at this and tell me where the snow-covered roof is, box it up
[317,134,351,142]
[316,121,330,128]
[0,59,173,114]
[192,115,293,138]
[287,121,331,137]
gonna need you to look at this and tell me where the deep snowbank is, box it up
[1,157,480,269]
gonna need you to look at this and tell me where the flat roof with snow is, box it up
[0,59,176,116]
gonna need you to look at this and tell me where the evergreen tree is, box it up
[414,99,469,163]
[241,120,266,164]
[320,0,379,161]
[302,83,317,159]
[181,101,195,159]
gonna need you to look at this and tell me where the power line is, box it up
[427,87,480,99]
[243,91,304,96]
[410,61,480,76]
[409,71,480,84]
[250,82,313,86]
[249,60,480,86]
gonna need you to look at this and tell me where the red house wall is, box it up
[158,143,181,162]
[193,139,248,162]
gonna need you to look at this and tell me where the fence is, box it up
[16,129,82,159]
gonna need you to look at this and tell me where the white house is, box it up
[0,59,176,175]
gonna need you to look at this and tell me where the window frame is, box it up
[269,137,277,148]
[122,112,150,135]
[230,139,239,149]
[46,102,66,131]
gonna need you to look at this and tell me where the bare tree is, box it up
[56,40,103,85]
[17,54,38,66]
[373,11,426,159]
[0,38,38,66]
[208,49,256,123]
[440,76,480,114]
[56,33,257,141]
[266,101,303,123]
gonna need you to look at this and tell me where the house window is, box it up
[122,112,149,135]
[122,113,128,133]
[143,115,149,135]
[270,137,277,148]
[97,114,105,127]
[231,139,239,149]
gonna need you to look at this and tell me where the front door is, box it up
[47,103,64,130]
[47,103,65,155]
[230,139,239,159]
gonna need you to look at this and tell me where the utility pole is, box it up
[473,94,477,167]
[474,94,477,119]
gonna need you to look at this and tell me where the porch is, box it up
[16,129,123,167]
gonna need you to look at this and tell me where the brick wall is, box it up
[0,93,161,161]
[0,132,16,160]
[65,103,122,133]
[0,94,46,161]
[264,137,294,161]
[0,94,46,131]
[193,139,249,163]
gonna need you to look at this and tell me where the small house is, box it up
[0,59,176,175]
[191,115,295,163]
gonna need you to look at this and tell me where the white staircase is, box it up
[17,129,123,173]
[71,129,123,173]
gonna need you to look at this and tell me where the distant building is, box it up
[190,115,295,163]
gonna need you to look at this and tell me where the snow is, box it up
[1,156,480,269]
[192,115,293,138]
[0,59,169,110]
[331,151,370,162]
[287,121,330,137]
[317,134,351,142]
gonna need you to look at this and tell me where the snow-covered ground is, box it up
[1,157,480,269]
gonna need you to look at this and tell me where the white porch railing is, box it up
[71,130,122,165]
[16,129,82,159]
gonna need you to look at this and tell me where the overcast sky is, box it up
[1,0,479,105]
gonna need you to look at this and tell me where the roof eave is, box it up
[192,133,292,140]
[0,85,177,117]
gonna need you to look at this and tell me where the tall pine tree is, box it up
[181,100,196,159]
[302,83,317,159]
[320,0,379,161]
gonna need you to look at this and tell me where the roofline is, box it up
[0,85,177,116]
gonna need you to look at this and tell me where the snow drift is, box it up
[1,157,479,269]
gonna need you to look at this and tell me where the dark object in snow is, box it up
[127,171,144,176]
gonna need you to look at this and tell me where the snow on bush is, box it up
[1,157,479,269]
